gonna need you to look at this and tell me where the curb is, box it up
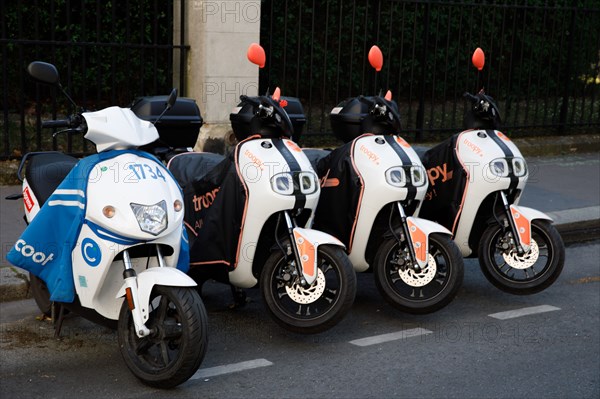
[0,266,31,303]
[1,206,598,304]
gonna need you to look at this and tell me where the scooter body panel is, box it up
[228,138,321,287]
[451,129,528,256]
[347,135,428,271]
[84,152,184,241]
[83,107,159,152]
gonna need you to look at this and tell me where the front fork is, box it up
[121,246,165,338]
[499,191,531,255]
[395,203,429,272]
[282,211,309,286]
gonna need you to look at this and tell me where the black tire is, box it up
[118,285,208,389]
[479,219,565,295]
[28,272,52,316]
[373,233,464,314]
[261,244,356,334]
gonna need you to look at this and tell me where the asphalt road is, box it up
[1,240,598,399]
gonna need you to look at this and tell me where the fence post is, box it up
[179,0,261,153]
[558,8,576,134]
[416,1,430,142]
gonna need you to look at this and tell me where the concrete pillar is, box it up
[174,0,261,153]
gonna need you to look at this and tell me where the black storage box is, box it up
[330,96,400,143]
[230,96,306,142]
[131,96,203,148]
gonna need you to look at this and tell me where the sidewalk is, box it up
[1,134,599,303]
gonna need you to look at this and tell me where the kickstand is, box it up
[52,303,66,338]
[229,285,248,309]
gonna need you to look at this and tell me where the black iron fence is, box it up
[1,0,188,160]
[2,1,599,160]
[260,0,600,144]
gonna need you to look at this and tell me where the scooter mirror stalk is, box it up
[152,88,178,126]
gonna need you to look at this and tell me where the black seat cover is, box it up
[25,153,79,206]
[302,148,331,177]
[167,152,226,191]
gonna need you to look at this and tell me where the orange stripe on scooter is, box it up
[407,219,428,266]
[293,230,316,278]
[510,205,532,248]
[322,178,340,187]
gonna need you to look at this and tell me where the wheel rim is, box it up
[270,253,342,320]
[383,239,451,301]
[489,227,553,283]
[122,292,184,373]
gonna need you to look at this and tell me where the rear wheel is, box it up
[118,285,208,389]
[479,219,565,294]
[29,273,53,317]
[373,233,464,314]
[261,244,356,334]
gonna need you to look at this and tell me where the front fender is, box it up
[292,227,345,285]
[405,217,453,269]
[512,205,553,222]
[116,267,197,322]
[508,205,552,253]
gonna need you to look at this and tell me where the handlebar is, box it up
[40,115,84,136]
[463,92,480,103]
[41,119,72,129]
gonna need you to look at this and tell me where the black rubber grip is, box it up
[42,119,70,128]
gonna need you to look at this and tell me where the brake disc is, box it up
[397,254,437,287]
[502,239,540,269]
[285,268,326,304]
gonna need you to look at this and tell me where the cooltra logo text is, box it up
[14,239,54,265]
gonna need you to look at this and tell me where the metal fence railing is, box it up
[1,0,189,160]
[260,0,600,144]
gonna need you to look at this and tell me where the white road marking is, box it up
[488,305,561,320]
[349,327,433,347]
[190,359,274,380]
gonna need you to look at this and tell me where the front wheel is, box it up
[479,219,565,295]
[118,286,208,389]
[261,244,356,334]
[373,233,464,314]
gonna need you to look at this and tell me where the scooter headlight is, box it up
[270,172,318,196]
[410,165,427,187]
[271,173,294,195]
[385,165,427,187]
[298,171,318,194]
[512,157,527,177]
[385,166,406,187]
[130,200,168,236]
[489,158,509,177]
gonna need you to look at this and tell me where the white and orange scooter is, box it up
[418,48,565,294]
[305,46,464,314]
[167,44,356,334]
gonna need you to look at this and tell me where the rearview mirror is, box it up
[27,61,60,85]
[166,88,178,109]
